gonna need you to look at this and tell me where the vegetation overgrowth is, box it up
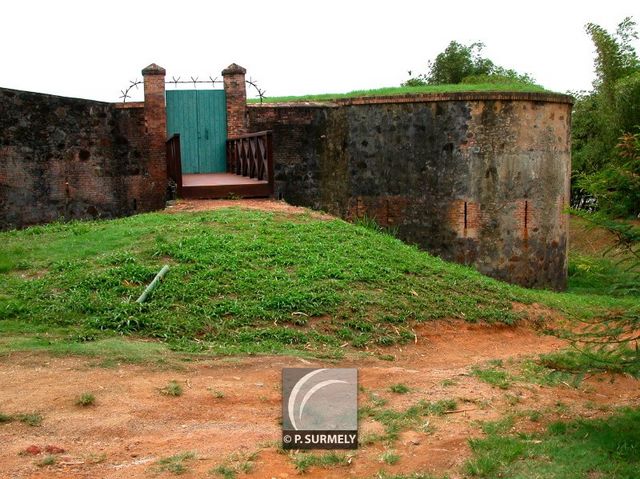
[249,82,550,104]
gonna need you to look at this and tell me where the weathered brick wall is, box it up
[248,92,572,290]
[0,87,159,230]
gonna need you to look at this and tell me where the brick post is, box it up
[222,63,247,137]
[142,63,167,209]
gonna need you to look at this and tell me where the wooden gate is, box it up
[166,89,227,174]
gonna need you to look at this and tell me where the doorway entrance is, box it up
[166,89,227,174]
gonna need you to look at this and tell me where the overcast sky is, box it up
[2,0,638,102]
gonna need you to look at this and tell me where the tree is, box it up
[565,18,640,376]
[572,17,640,180]
[403,40,536,86]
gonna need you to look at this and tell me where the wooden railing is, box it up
[166,134,182,196]
[226,131,274,184]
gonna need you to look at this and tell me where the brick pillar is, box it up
[222,63,247,137]
[142,63,167,209]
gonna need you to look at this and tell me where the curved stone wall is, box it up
[248,92,573,290]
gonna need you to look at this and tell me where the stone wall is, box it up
[0,87,159,230]
[248,92,572,290]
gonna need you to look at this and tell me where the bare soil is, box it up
[165,199,335,221]
[1,321,638,479]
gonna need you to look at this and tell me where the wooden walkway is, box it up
[179,173,271,199]
[182,173,267,187]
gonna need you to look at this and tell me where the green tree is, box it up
[572,17,640,177]
[404,40,536,86]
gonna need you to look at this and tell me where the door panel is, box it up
[196,90,227,173]
[166,89,227,174]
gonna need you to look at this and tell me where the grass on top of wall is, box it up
[247,82,553,104]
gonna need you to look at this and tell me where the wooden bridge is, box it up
[166,130,273,199]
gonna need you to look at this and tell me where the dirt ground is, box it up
[2,201,638,478]
[165,198,335,220]
[1,320,639,479]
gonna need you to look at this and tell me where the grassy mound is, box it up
[0,208,636,357]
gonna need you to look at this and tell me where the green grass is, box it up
[75,392,95,406]
[155,451,196,475]
[16,412,43,426]
[291,451,351,473]
[211,464,236,479]
[389,383,410,394]
[471,366,512,389]
[379,450,401,465]
[160,380,183,397]
[0,208,637,359]
[568,253,640,297]
[36,455,57,467]
[373,473,445,479]
[0,411,43,426]
[360,398,457,442]
[465,408,640,478]
[249,83,551,104]
[211,450,258,478]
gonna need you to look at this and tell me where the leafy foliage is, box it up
[572,17,640,217]
[403,41,537,87]
[576,124,640,218]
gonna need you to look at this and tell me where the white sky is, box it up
[1,0,639,102]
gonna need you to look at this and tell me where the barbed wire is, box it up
[119,79,143,103]
[119,75,266,103]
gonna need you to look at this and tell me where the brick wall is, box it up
[0,87,160,230]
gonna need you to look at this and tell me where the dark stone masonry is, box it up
[248,92,573,290]
[0,88,156,229]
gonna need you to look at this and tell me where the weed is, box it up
[378,354,396,361]
[36,455,56,467]
[211,464,236,479]
[518,359,583,388]
[0,413,12,423]
[528,410,543,422]
[504,393,521,406]
[291,451,351,473]
[360,399,456,442]
[479,416,515,435]
[389,383,410,394]
[211,450,258,478]
[160,380,183,397]
[440,379,456,387]
[76,393,95,406]
[155,451,195,475]
[360,432,387,446]
[374,472,445,479]
[16,412,43,426]
[471,366,512,389]
[208,388,225,399]
[379,450,400,465]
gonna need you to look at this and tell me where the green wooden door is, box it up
[166,89,227,174]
